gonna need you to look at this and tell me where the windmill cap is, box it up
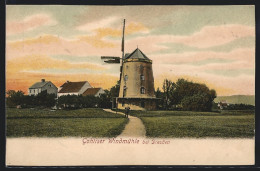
[124,48,152,63]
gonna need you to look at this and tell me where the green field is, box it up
[6,108,255,138]
[129,110,255,138]
[6,108,128,137]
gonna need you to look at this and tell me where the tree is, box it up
[6,90,25,107]
[35,90,56,108]
[171,79,216,111]
[82,95,99,108]
[110,80,120,98]
[98,90,112,108]
[158,78,217,111]
[22,95,35,108]
[181,92,213,111]
[57,95,82,109]
[162,79,175,110]
[155,88,164,109]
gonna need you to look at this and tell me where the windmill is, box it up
[101,19,158,110]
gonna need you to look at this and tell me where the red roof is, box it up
[82,88,102,96]
[58,81,88,93]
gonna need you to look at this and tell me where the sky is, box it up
[6,5,255,96]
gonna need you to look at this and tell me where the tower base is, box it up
[116,97,159,110]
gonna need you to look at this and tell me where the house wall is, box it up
[94,88,105,97]
[42,82,58,96]
[78,82,92,94]
[28,88,42,96]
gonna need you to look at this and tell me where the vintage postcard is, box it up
[5,5,255,166]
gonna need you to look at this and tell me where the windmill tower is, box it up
[101,19,158,110]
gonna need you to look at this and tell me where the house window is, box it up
[140,87,145,94]
[122,101,125,107]
[140,75,145,81]
[124,75,128,81]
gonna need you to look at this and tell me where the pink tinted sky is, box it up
[6,5,255,96]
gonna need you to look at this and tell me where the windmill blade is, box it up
[101,56,121,63]
[101,56,121,59]
[104,60,120,63]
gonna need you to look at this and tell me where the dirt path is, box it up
[103,109,146,137]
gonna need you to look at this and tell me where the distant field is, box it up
[214,95,255,106]
[129,110,255,138]
[6,108,128,137]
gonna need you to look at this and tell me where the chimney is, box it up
[41,79,45,82]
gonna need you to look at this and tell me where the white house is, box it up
[57,81,92,97]
[28,79,58,96]
[82,88,105,97]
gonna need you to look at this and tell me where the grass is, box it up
[128,110,255,138]
[6,108,125,119]
[6,108,255,138]
[6,108,128,137]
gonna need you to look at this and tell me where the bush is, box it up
[6,90,56,108]
[181,93,212,111]
[57,95,103,109]
[98,91,112,108]
[6,90,25,108]
[34,91,56,108]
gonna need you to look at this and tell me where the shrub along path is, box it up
[103,109,146,137]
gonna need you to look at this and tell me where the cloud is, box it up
[153,36,255,54]
[76,16,119,32]
[125,24,254,53]
[6,14,57,36]
[150,47,255,96]
[6,34,121,60]
[172,25,254,48]
[10,24,252,61]
[77,21,149,48]
[6,54,106,75]
[6,21,150,60]
[151,48,254,69]
[76,15,149,34]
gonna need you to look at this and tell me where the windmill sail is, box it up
[120,19,126,84]
[121,19,125,57]
[101,56,120,63]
